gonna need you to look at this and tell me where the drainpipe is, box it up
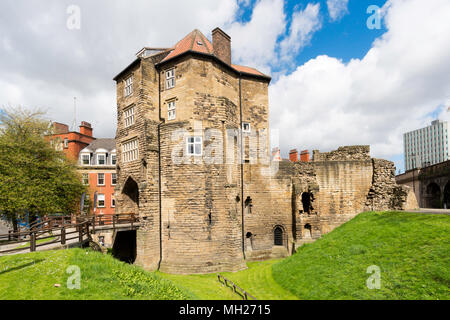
[239,78,246,259]
[157,68,163,270]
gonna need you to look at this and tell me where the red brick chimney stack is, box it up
[53,122,69,134]
[300,150,310,162]
[289,149,298,162]
[212,27,231,65]
[79,121,93,137]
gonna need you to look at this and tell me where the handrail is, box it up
[0,213,139,255]
[217,274,257,300]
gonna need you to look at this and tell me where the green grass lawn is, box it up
[158,259,298,300]
[0,248,192,300]
[273,211,450,300]
[15,236,56,249]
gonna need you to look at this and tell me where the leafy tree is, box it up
[0,107,87,232]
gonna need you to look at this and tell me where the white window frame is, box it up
[111,173,117,186]
[186,136,202,156]
[122,139,139,163]
[81,153,90,166]
[165,68,175,89]
[124,75,133,97]
[124,106,135,128]
[97,194,105,208]
[82,173,89,185]
[97,153,106,166]
[168,101,176,120]
[242,122,251,133]
[111,195,115,208]
[111,154,117,165]
[97,173,105,186]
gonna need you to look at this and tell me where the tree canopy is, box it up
[0,107,86,226]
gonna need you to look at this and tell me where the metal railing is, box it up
[217,274,257,300]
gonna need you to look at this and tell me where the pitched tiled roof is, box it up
[160,29,269,79]
[84,138,116,152]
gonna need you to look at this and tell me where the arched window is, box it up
[274,226,283,246]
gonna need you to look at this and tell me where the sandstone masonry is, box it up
[113,28,417,274]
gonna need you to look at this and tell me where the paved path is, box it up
[404,208,450,215]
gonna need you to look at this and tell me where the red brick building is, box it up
[78,139,117,218]
[50,121,95,161]
[48,122,116,218]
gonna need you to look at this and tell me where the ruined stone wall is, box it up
[313,145,371,162]
[365,159,418,211]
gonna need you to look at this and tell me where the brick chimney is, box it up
[272,147,281,162]
[79,121,93,137]
[212,27,231,65]
[53,122,69,134]
[300,150,310,162]
[289,149,298,162]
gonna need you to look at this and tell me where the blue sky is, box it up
[0,0,449,174]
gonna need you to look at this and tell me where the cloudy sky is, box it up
[1,0,450,173]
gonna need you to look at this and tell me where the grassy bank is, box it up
[0,248,191,300]
[159,259,298,300]
[273,211,450,300]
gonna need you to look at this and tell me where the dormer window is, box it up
[97,154,106,165]
[124,75,133,96]
[81,153,90,165]
[166,68,175,89]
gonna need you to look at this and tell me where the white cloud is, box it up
[327,0,349,21]
[226,0,286,73]
[0,0,239,137]
[270,0,450,172]
[280,3,322,62]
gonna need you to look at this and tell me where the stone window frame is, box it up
[242,122,251,133]
[123,105,135,128]
[124,75,133,97]
[97,173,105,186]
[167,100,176,120]
[97,193,105,208]
[122,138,139,163]
[186,136,202,156]
[64,138,69,148]
[165,68,175,89]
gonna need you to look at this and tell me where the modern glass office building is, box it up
[404,120,449,171]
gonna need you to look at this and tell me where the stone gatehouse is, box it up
[113,27,417,274]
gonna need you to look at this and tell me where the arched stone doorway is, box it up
[122,177,139,214]
[426,182,441,208]
[273,226,284,246]
[443,182,450,209]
